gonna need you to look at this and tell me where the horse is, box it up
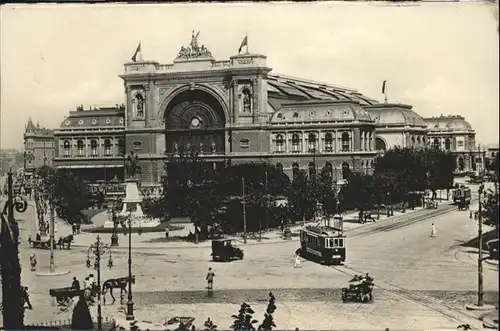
[57,235,74,250]
[102,275,135,304]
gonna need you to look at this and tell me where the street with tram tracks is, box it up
[6,194,497,329]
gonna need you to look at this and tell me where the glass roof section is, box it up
[268,81,308,98]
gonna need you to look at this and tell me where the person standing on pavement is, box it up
[206,267,215,291]
[29,253,37,271]
[22,286,33,310]
[294,250,301,268]
[430,223,436,238]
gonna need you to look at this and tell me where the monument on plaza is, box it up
[104,150,160,228]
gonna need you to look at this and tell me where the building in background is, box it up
[52,105,126,183]
[423,115,484,173]
[485,143,499,170]
[47,33,484,186]
[23,117,55,179]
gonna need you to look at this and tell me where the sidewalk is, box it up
[70,204,426,250]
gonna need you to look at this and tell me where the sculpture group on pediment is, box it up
[176,31,213,59]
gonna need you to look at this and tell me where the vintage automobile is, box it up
[424,198,438,209]
[341,275,374,303]
[211,239,244,262]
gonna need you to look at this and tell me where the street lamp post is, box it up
[86,235,114,330]
[125,213,135,321]
[242,177,247,244]
[110,209,119,246]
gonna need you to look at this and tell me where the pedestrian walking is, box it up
[430,223,436,238]
[72,223,77,236]
[29,253,37,271]
[71,277,81,290]
[22,286,33,310]
[206,267,215,291]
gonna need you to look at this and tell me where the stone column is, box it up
[232,81,239,124]
[251,78,258,124]
[318,131,322,153]
[285,132,289,153]
[302,131,306,153]
[334,130,338,152]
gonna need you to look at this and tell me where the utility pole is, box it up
[262,171,268,242]
[49,184,55,273]
[242,177,247,244]
[477,185,484,307]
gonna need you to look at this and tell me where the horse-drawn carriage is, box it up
[211,239,244,262]
[29,235,74,250]
[341,274,374,303]
[49,284,99,307]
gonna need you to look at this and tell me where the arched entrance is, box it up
[457,156,465,171]
[164,89,226,156]
[375,137,387,151]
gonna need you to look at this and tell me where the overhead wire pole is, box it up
[242,177,247,244]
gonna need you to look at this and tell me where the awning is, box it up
[56,165,124,169]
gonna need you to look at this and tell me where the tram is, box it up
[299,214,346,265]
[452,186,471,205]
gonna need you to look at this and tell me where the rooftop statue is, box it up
[176,30,213,60]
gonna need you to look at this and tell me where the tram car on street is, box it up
[299,220,346,265]
[452,186,471,206]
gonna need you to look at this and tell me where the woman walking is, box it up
[430,223,436,238]
[29,253,37,271]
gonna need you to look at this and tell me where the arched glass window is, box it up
[276,162,283,172]
[104,139,112,156]
[77,140,84,156]
[375,138,386,151]
[411,136,416,146]
[416,136,421,145]
[90,139,98,157]
[308,133,317,152]
[276,134,284,153]
[341,132,350,152]
[325,133,333,152]
[444,138,451,150]
[324,161,333,178]
[342,162,350,180]
[118,138,125,156]
[292,162,300,179]
[292,134,300,153]
[63,140,71,157]
[308,162,316,178]
[433,138,440,149]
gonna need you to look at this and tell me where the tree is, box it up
[482,189,499,228]
[286,170,315,223]
[71,295,93,330]
[231,303,258,331]
[36,166,90,224]
[424,148,456,198]
[258,292,277,331]
[339,172,375,215]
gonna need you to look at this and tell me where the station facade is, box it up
[44,33,483,186]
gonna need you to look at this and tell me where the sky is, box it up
[1,2,498,150]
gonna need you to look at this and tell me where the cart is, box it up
[341,280,373,303]
[211,239,244,262]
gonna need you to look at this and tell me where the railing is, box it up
[26,317,116,330]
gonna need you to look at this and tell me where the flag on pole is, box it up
[131,43,142,62]
[238,36,248,54]
[382,80,387,94]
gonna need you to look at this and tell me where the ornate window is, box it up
[342,162,351,180]
[291,134,300,153]
[445,138,451,150]
[276,162,284,172]
[77,139,85,157]
[104,139,112,156]
[341,132,350,152]
[324,161,333,178]
[308,133,317,152]
[325,133,333,152]
[308,162,316,178]
[292,163,300,180]
[63,140,71,157]
[433,138,440,149]
[90,139,98,157]
[276,134,284,153]
[118,138,125,156]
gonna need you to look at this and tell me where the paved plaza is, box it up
[8,195,497,329]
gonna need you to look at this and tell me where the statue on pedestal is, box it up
[125,150,140,179]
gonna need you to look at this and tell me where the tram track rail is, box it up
[347,199,478,240]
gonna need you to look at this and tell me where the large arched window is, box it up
[341,132,350,152]
[104,139,112,156]
[276,162,284,172]
[444,138,451,150]
[416,136,421,146]
[77,139,84,156]
[276,134,284,153]
[411,136,416,146]
[342,162,351,180]
[63,140,71,157]
[90,139,98,157]
[325,133,333,152]
[458,156,465,171]
[291,134,300,153]
[323,161,333,178]
[308,133,317,152]
[292,162,300,179]
[433,138,440,149]
[375,138,386,151]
